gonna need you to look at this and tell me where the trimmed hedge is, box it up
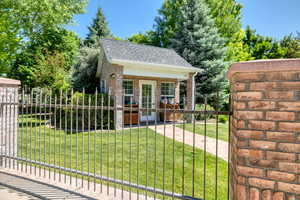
[53,92,115,132]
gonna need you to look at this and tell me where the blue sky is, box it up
[68,0,300,40]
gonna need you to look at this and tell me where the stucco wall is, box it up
[0,78,20,166]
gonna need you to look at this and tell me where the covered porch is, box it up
[110,64,199,129]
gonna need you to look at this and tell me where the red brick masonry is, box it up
[227,59,300,200]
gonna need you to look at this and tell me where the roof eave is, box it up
[110,59,202,73]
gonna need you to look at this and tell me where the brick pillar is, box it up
[227,59,300,200]
[186,73,196,122]
[175,81,180,104]
[114,71,123,130]
[0,78,20,166]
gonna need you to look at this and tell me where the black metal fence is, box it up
[0,87,231,200]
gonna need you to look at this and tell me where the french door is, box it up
[139,80,156,122]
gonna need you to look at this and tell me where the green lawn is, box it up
[177,121,229,142]
[18,116,228,200]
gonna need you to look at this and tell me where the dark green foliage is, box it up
[281,33,300,58]
[9,28,79,88]
[154,0,185,47]
[1,0,86,76]
[54,92,115,131]
[243,26,285,59]
[127,31,160,46]
[0,1,20,76]
[171,0,228,103]
[218,115,228,124]
[154,0,243,48]
[205,0,242,39]
[71,47,100,94]
[84,7,112,47]
[72,7,112,93]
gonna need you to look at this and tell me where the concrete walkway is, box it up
[149,124,229,161]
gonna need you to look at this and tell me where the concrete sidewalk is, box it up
[0,167,153,200]
[149,124,229,161]
[0,170,96,200]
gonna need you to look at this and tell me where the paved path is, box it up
[149,124,229,161]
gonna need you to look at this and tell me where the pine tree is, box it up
[85,7,111,47]
[171,0,228,103]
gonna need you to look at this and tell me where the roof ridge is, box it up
[101,38,177,53]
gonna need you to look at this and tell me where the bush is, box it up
[53,92,115,132]
[195,104,215,120]
[218,115,228,124]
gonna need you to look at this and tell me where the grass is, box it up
[177,121,229,142]
[18,116,229,200]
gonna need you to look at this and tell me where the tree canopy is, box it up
[243,26,285,60]
[281,33,300,58]
[1,0,87,77]
[9,28,80,87]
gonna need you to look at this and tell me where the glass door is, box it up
[139,80,156,122]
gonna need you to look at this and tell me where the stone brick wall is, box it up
[99,57,124,129]
[228,59,300,200]
[0,78,20,166]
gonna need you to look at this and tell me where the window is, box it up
[100,80,107,93]
[161,82,175,104]
[123,80,134,105]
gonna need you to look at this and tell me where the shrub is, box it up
[53,92,115,132]
[195,104,215,120]
[218,115,228,124]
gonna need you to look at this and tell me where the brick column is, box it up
[113,70,123,130]
[186,73,196,122]
[227,59,300,200]
[0,78,20,166]
[175,81,180,104]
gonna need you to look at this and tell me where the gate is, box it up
[0,87,231,200]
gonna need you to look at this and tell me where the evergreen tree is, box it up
[71,47,100,93]
[85,7,111,47]
[154,0,242,46]
[171,0,228,104]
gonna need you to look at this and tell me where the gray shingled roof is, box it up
[100,38,195,69]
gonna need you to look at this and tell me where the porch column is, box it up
[175,81,180,104]
[186,73,195,122]
[110,68,123,130]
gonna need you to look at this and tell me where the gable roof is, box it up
[100,38,201,72]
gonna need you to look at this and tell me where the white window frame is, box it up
[161,82,176,98]
[123,79,134,104]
